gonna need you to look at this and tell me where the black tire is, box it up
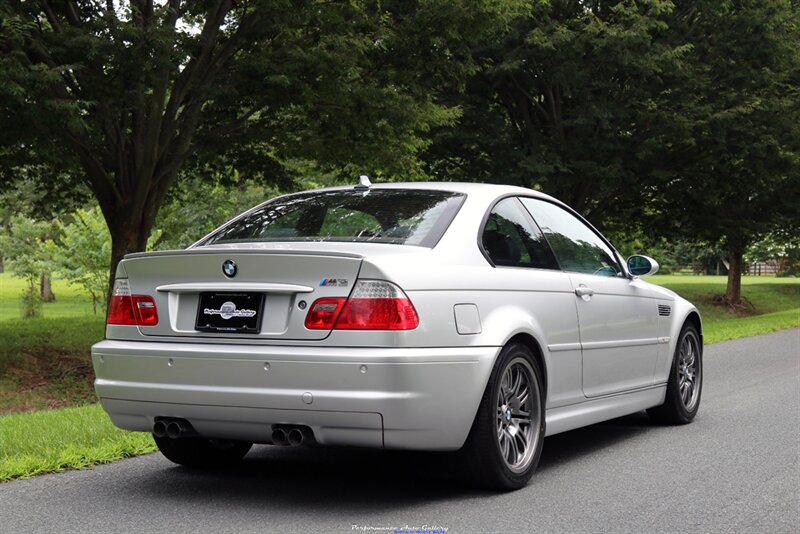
[648,323,703,424]
[153,435,252,468]
[459,342,546,490]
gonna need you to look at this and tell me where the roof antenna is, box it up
[355,175,371,191]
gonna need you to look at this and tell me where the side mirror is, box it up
[627,255,659,277]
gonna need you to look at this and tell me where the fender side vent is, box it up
[658,304,672,317]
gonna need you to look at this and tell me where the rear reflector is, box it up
[304,297,346,330]
[134,297,159,326]
[305,280,418,331]
[107,279,159,326]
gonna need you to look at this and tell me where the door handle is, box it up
[575,285,594,298]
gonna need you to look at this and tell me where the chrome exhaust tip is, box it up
[153,417,197,439]
[271,428,288,446]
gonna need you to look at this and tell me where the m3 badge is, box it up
[319,278,348,287]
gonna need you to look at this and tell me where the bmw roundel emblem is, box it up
[222,259,237,278]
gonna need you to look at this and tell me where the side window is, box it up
[520,198,621,277]
[481,198,559,270]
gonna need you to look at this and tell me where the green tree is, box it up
[45,206,163,313]
[424,0,689,227]
[1,1,514,296]
[45,207,112,314]
[151,174,273,251]
[0,215,54,317]
[424,0,799,304]
[653,0,800,304]
[0,172,86,299]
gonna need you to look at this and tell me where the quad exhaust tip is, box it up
[155,419,311,445]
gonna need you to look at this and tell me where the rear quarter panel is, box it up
[358,253,584,409]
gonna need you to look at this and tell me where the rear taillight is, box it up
[107,279,159,326]
[305,280,418,331]
[107,279,135,325]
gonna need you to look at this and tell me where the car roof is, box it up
[301,181,563,203]
[190,180,582,251]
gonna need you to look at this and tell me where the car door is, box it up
[480,197,584,408]
[519,198,660,397]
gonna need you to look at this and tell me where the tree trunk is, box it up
[725,240,745,305]
[106,218,153,314]
[40,274,56,302]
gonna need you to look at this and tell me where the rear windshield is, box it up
[200,189,465,247]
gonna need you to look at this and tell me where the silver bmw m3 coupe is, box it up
[92,180,703,489]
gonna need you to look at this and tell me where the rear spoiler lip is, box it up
[155,282,315,294]
[123,248,365,260]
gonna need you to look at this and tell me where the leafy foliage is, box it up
[0,0,522,298]
[45,208,112,314]
[423,0,800,302]
[151,175,274,251]
[651,0,800,301]
[45,207,162,312]
[0,0,797,307]
[18,283,43,319]
[424,0,690,225]
[0,216,54,317]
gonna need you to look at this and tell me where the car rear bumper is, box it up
[91,340,499,450]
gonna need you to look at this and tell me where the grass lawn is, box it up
[0,272,96,320]
[0,272,105,413]
[0,315,104,412]
[0,404,156,482]
[651,275,800,344]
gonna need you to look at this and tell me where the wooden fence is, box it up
[670,261,779,276]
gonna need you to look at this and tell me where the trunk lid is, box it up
[120,248,363,340]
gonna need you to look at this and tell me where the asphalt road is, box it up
[1,329,798,534]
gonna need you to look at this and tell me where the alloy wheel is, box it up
[677,330,701,411]
[495,357,541,473]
